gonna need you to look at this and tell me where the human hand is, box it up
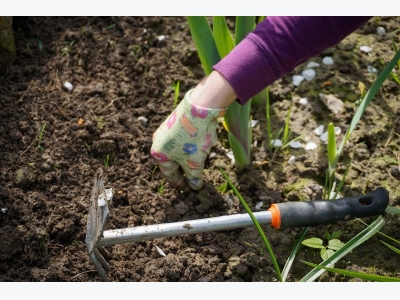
[151,89,226,191]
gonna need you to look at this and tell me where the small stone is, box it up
[360,46,372,53]
[305,142,317,150]
[137,116,148,123]
[314,125,324,136]
[367,65,377,73]
[390,166,400,179]
[288,155,296,165]
[307,61,320,68]
[271,139,282,147]
[63,81,73,91]
[15,167,36,189]
[322,57,334,65]
[320,131,328,143]
[302,69,316,81]
[334,126,341,135]
[289,141,302,148]
[319,93,344,115]
[299,98,308,105]
[292,75,304,86]
[376,27,386,36]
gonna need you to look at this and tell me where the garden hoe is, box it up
[85,167,389,281]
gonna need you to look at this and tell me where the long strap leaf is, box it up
[186,17,220,75]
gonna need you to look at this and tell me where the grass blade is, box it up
[235,17,255,44]
[219,167,282,281]
[213,16,234,58]
[301,261,400,282]
[281,227,310,282]
[186,17,220,75]
[337,50,400,161]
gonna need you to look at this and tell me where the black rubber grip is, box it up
[275,187,389,229]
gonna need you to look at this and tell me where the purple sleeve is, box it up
[213,16,372,104]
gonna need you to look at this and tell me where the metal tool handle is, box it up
[268,187,389,229]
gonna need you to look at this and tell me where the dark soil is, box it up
[0,16,399,282]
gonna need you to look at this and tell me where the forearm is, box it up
[213,16,372,104]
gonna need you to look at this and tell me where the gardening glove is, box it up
[151,89,226,191]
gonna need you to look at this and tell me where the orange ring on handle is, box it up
[268,204,281,229]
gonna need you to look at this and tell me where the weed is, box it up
[27,162,35,167]
[61,41,75,56]
[105,23,116,30]
[302,231,345,261]
[37,123,46,151]
[171,81,180,109]
[104,154,110,168]
[36,38,43,51]
[93,116,106,130]
[157,179,166,195]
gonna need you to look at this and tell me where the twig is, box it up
[19,141,34,157]
[99,98,118,113]
[70,270,98,279]
[384,117,399,148]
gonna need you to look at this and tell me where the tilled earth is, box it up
[0,16,399,282]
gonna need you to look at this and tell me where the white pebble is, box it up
[305,142,317,150]
[289,141,303,149]
[367,65,377,73]
[1,208,7,213]
[288,155,296,165]
[302,69,316,81]
[155,246,166,257]
[271,139,282,147]
[209,152,216,158]
[360,46,372,53]
[376,27,386,36]
[255,202,264,211]
[251,120,259,127]
[314,125,324,136]
[63,81,73,91]
[292,75,304,86]
[334,126,341,135]
[137,116,148,123]
[157,35,166,41]
[225,150,234,160]
[307,61,320,68]
[299,97,308,105]
[320,131,328,143]
[322,57,334,65]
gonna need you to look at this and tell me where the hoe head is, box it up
[85,167,112,254]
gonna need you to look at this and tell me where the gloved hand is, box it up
[151,89,226,191]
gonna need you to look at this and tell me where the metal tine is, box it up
[93,247,110,271]
[89,251,109,282]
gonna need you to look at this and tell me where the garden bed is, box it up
[0,16,399,282]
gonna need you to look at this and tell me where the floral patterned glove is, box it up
[151,89,226,191]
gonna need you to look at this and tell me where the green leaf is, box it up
[324,232,331,241]
[321,248,335,260]
[381,241,400,255]
[213,17,234,58]
[219,167,282,281]
[328,239,345,251]
[186,17,220,75]
[327,122,337,180]
[337,50,400,160]
[302,238,325,249]
[235,16,255,45]
[300,216,386,282]
[385,205,400,215]
[302,261,400,282]
[217,182,228,194]
[331,230,342,239]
